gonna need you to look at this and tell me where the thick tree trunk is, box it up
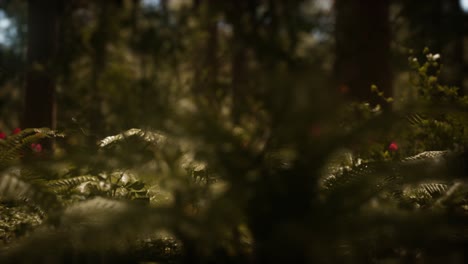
[23,0,61,131]
[334,0,392,108]
[88,0,121,140]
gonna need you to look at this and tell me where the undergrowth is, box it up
[0,50,468,263]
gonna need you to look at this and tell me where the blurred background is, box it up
[1,1,468,263]
[0,0,467,138]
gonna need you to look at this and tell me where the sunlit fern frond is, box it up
[321,150,464,211]
[322,161,397,192]
[401,181,458,207]
[325,150,455,190]
[320,160,402,212]
[45,175,100,194]
[0,197,187,264]
[59,197,191,244]
[409,182,450,197]
[406,113,427,126]
[399,150,468,182]
[60,197,131,226]
[420,182,450,195]
[98,128,167,148]
[403,150,451,163]
[0,168,62,213]
[99,129,210,184]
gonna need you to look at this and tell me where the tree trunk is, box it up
[441,0,465,95]
[230,1,250,123]
[334,0,392,108]
[23,0,61,131]
[88,0,120,141]
[191,0,220,109]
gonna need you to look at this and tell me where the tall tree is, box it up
[192,0,220,106]
[334,0,392,108]
[23,0,61,132]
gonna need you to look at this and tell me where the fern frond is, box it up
[0,128,64,166]
[45,175,100,194]
[0,197,188,263]
[434,181,466,206]
[98,128,166,147]
[401,181,454,207]
[403,150,451,163]
[322,161,396,191]
[398,150,465,183]
[406,113,427,126]
[0,168,62,213]
[60,197,130,226]
[322,150,462,209]
[421,182,449,195]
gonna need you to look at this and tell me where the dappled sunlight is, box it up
[1,0,468,263]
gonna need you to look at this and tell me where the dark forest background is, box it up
[1,1,468,263]
[0,0,466,135]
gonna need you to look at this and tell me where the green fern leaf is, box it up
[0,168,62,213]
[46,175,100,194]
[98,128,166,147]
[0,128,64,166]
[406,113,427,126]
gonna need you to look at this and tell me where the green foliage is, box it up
[0,128,63,167]
[0,129,158,260]
[1,0,468,262]
[408,48,461,102]
[0,53,468,264]
[0,123,237,262]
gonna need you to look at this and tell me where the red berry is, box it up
[339,84,349,94]
[309,124,321,138]
[0,132,6,139]
[35,144,43,152]
[12,128,21,135]
[388,142,398,152]
[31,143,43,153]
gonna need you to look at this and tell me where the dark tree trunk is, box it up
[230,1,250,123]
[89,1,110,140]
[23,0,61,131]
[441,0,465,95]
[231,37,247,123]
[334,0,392,108]
[88,0,120,140]
[191,0,220,108]
[465,10,468,96]
[131,0,140,38]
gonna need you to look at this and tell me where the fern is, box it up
[45,175,100,194]
[1,123,466,264]
[0,169,62,214]
[0,172,178,263]
[405,113,427,126]
[99,128,212,185]
[0,196,188,263]
[402,182,450,204]
[98,128,166,148]
[0,128,64,167]
[421,182,450,195]
[322,149,468,213]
